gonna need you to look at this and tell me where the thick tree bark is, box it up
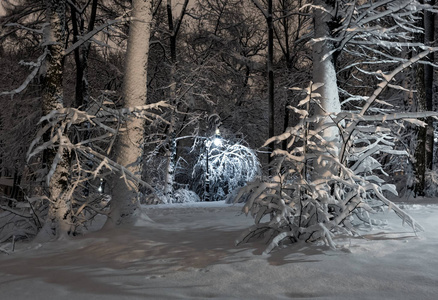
[312,0,341,124]
[104,0,152,227]
[312,0,342,179]
[39,0,71,239]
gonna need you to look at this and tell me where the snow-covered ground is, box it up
[0,199,437,299]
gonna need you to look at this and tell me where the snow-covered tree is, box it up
[184,0,268,151]
[162,0,189,201]
[236,71,438,253]
[104,0,154,227]
[0,0,48,179]
[26,99,169,236]
[310,0,343,182]
[412,0,436,196]
[37,0,72,239]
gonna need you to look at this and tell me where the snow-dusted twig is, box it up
[0,49,48,96]
[64,15,132,56]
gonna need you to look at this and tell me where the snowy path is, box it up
[0,201,438,299]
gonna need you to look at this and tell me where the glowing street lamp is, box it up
[97,178,104,193]
[213,129,222,147]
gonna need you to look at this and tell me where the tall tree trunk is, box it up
[105,0,152,227]
[163,0,188,201]
[413,1,433,196]
[267,0,275,167]
[280,0,292,151]
[312,0,341,124]
[39,0,71,239]
[250,0,275,169]
[424,0,435,170]
[70,0,98,108]
[312,0,341,178]
[164,0,177,201]
[414,62,427,196]
[69,0,98,197]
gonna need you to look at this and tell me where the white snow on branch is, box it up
[0,50,48,96]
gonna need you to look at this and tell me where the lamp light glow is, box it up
[213,137,222,146]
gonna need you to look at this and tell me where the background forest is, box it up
[0,0,438,249]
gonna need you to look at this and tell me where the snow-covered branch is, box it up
[64,16,132,56]
[0,50,48,96]
[22,98,171,235]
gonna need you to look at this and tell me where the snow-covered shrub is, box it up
[225,184,252,204]
[0,204,40,244]
[236,82,430,254]
[424,170,438,197]
[191,139,260,201]
[412,123,438,197]
[144,187,200,204]
[0,186,51,247]
[169,188,200,204]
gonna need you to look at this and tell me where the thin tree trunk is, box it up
[164,131,176,200]
[280,0,292,151]
[163,0,188,200]
[283,100,290,151]
[105,0,152,227]
[424,0,435,170]
[69,0,98,198]
[70,0,97,108]
[164,0,177,200]
[268,0,275,166]
[414,62,427,196]
[250,0,275,169]
[413,1,430,196]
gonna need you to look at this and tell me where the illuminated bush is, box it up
[191,139,260,201]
